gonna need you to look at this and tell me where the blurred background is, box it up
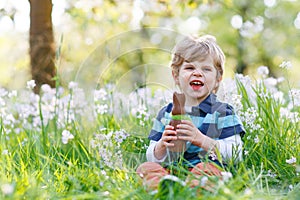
[0,0,300,91]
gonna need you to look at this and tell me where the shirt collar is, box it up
[191,93,218,114]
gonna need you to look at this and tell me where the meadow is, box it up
[0,64,299,199]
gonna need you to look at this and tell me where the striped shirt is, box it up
[148,93,245,167]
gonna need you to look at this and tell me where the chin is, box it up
[190,93,206,99]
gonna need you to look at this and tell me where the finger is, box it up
[163,135,178,142]
[177,136,196,144]
[176,123,192,130]
[176,126,194,136]
[165,125,175,130]
[177,135,190,141]
[163,129,177,136]
[164,142,175,147]
[180,120,194,125]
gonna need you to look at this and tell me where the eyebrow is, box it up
[203,65,213,68]
[183,62,214,68]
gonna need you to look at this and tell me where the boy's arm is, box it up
[200,134,243,162]
[146,135,243,163]
[146,140,167,163]
[217,134,243,162]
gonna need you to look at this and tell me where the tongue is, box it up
[191,84,201,90]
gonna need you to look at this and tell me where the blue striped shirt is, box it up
[148,93,245,166]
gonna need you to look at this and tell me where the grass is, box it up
[0,72,299,199]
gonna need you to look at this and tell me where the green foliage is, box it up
[0,1,300,198]
[0,75,299,199]
[237,79,300,192]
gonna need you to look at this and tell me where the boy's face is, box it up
[173,55,221,106]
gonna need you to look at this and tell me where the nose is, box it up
[192,69,203,76]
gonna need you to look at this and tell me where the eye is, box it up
[183,64,195,70]
[203,66,213,71]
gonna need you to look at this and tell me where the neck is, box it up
[185,93,213,107]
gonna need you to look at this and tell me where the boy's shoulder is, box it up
[155,103,173,119]
[199,94,235,114]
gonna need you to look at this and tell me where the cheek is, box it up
[206,77,218,89]
[179,71,189,79]
[178,75,189,85]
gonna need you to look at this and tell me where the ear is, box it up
[216,76,222,86]
[213,76,222,93]
[172,71,180,86]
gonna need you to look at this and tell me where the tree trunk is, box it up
[29,0,56,94]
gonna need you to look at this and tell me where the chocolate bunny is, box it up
[168,92,188,152]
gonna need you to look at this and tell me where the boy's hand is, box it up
[154,125,177,160]
[175,120,203,147]
[160,125,178,147]
[176,120,219,152]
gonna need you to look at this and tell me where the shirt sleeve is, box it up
[147,134,243,163]
[146,140,167,163]
[217,134,243,163]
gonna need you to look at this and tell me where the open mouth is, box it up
[190,80,204,90]
[190,80,204,86]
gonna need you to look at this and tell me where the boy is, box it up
[136,35,245,190]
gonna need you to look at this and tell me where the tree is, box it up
[29,0,56,93]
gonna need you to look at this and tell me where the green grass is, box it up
[0,75,299,199]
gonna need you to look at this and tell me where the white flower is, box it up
[231,94,243,113]
[289,89,300,107]
[286,156,296,164]
[279,61,292,70]
[277,76,285,83]
[68,81,78,90]
[257,66,269,77]
[41,84,52,93]
[264,77,278,87]
[62,130,74,144]
[114,130,129,143]
[161,175,186,186]
[254,136,259,143]
[231,15,243,29]
[244,188,253,195]
[94,89,108,101]
[266,170,277,178]
[96,104,109,115]
[26,80,36,89]
[2,149,9,155]
[90,139,97,148]
[103,191,110,196]
[209,152,217,161]
[280,108,300,123]
[8,90,17,98]
[0,88,8,97]
[101,170,107,176]
[239,17,264,38]
[1,183,14,195]
[221,171,233,182]
[200,176,208,186]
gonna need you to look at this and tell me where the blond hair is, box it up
[171,35,225,80]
